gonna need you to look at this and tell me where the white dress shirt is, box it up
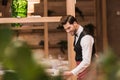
[71,25,94,75]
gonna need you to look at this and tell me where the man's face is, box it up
[63,22,76,36]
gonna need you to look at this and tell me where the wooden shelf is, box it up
[29,44,61,49]
[11,26,44,30]
[29,45,44,49]
[0,17,61,24]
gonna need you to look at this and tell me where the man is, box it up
[60,15,96,80]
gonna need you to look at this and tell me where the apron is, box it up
[76,61,97,80]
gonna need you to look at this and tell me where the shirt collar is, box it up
[76,25,83,37]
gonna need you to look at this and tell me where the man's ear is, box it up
[73,22,78,27]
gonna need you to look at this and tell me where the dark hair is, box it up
[60,15,78,25]
[83,23,95,36]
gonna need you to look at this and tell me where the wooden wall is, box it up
[107,0,120,55]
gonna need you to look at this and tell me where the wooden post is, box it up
[44,0,49,58]
[0,12,2,17]
[102,0,108,51]
[66,0,76,80]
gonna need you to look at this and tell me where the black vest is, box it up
[74,31,95,61]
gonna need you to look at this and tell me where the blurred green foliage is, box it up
[97,48,120,80]
[11,0,28,27]
[0,28,63,80]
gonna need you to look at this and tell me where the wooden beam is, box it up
[0,17,61,24]
[0,12,2,16]
[66,0,76,80]
[11,26,44,30]
[102,0,108,51]
[44,0,49,58]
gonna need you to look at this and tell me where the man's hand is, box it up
[63,71,73,79]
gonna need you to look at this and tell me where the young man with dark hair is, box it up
[60,15,96,80]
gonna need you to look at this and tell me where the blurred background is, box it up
[0,0,120,80]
